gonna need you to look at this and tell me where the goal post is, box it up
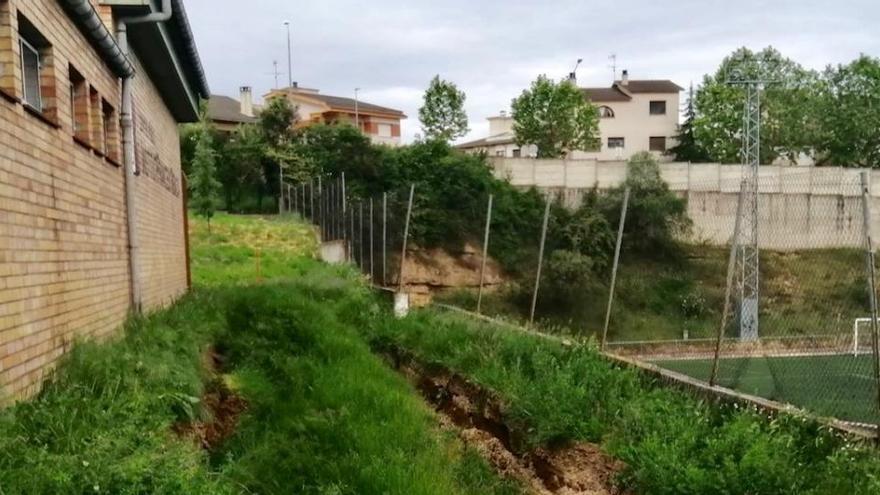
[853,318,878,357]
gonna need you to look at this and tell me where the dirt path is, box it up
[384,348,626,495]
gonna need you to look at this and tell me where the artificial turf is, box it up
[655,353,880,423]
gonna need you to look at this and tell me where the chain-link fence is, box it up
[284,166,880,431]
[603,169,879,429]
[283,175,416,290]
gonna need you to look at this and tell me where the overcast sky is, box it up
[184,0,879,144]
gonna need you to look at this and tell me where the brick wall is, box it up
[0,0,188,402]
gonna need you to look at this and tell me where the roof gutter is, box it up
[116,0,175,314]
[58,0,134,78]
[170,0,209,98]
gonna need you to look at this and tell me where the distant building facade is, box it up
[265,84,406,146]
[458,70,682,161]
[207,86,258,133]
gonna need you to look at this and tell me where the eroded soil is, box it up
[173,348,247,450]
[383,347,627,495]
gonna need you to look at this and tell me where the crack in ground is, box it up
[379,345,627,495]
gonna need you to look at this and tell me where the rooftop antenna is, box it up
[608,53,617,80]
[269,60,281,89]
[725,52,781,342]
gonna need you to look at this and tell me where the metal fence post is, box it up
[529,198,552,326]
[859,171,880,436]
[350,202,355,264]
[318,175,327,241]
[359,202,365,270]
[341,172,347,215]
[477,194,494,314]
[278,166,284,215]
[301,182,306,218]
[292,184,297,215]
[382,192,388,287]
[710,180,747,387]
[309,179,315,223]
[369,198,375,283]
[398,184,415,293]
[600,187,630,349]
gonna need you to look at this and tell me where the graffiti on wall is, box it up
[135,111,181,198]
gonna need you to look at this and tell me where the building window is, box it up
[19,38,41,110]
[495,150,505,157]
[649,136,667,152]
[512,149,521,158]
[377,123,392,138]
[69,65,89,141]
[16,13,58,124]
[649,100,667,115]
[608,137,625,149]
[89,86,104,153]
[598,105,615,118]
[102,99,119,161]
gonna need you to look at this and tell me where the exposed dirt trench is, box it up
[173,348,247,450]
[379,346,627,495]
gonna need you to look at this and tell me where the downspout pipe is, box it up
[117,0,174,313]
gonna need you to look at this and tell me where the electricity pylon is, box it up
[726,58,778,342]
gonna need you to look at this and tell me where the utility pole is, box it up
[283,21,292,87]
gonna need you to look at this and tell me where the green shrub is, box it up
[601,152,691,257]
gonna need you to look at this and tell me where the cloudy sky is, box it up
[184,0,879,144]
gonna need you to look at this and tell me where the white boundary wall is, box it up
[489,158,880,250]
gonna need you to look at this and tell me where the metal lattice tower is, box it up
[736,83,762,341]
[726,53,778,342]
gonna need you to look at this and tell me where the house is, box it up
[458,70,682,161]
[0,0,208,400]
[265,84,406,146]
[207,86,258,132]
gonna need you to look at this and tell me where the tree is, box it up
[258,96,305,210]
[189,108,222,229]
[297,123,387,195]
[669,83,711,162]
[693,46,821,164]
[418,75,469,142]
[815,55,880,167]
[220,124,266,211]
[511,75,599,158]
[260,96,297,146]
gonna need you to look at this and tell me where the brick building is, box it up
[0,0,208,401]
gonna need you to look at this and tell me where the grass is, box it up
[365,307,880,495]
[0,214,522,494]
[439,245,869,343]
[0,289,233,494]
[190,212,319,285]
[656,353,880,424]
[3,211,877,494]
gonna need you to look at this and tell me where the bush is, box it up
[601,152,691,257]
[539,250,602,308]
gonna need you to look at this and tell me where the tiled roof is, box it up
[583,87,631,102]
[276,88,406,118]
[583,80,683,102]
[616,80,684,93]
[207,95,257,124]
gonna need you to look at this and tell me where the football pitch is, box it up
[654,353,880,425]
